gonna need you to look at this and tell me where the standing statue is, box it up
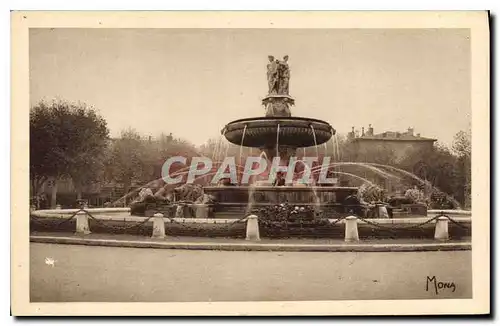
[267,55,279,94]
[277,55,290,95]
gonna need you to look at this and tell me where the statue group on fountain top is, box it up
[267,55,290,96]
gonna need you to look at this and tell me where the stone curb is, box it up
[30,235,472,253]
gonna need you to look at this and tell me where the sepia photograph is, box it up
[10,11,490,316]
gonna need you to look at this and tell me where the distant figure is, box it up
[76,199,88,209]
[166,133,173,144]
[38,194,48,209]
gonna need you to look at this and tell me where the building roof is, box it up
[354,131,437,142]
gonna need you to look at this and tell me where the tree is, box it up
[103,129,205,205]
[354,143,398,165]
[452,129,471,158]
[104,128,149,202]
[397,142,461,207]
[30,100,109,207]
[145,132,202,183]
[452,128,472,208]
[199,137,220,157]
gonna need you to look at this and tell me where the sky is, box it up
[29,28,471,146]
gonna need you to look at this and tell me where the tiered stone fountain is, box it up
[203,55,360,218]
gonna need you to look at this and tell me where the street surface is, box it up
[30,243,472,302]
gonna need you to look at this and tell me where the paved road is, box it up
[30,243,472,302]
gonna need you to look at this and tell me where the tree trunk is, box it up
[74,180,83,200]
[50,177,58,208]
[31,176,46,197]
[464,156,471,209]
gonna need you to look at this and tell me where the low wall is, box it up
[30,218,247,238]
[30,209,472,224]
[30,208,472,240]
[427,209,472,216]
[32,208,131,215]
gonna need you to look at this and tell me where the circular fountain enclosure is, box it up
[223,117,336,148]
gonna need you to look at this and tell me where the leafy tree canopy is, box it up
[30,100,109,195]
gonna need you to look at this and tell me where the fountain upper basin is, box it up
[223,117,335,148]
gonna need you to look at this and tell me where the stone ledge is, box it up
[30,235,471,252]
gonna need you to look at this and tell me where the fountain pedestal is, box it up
[263,94,294,117]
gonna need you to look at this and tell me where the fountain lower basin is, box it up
[202,185,360,219]
[223,116,335,148]
[204,185,358,205]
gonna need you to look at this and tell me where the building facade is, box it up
[348,125,437,163]
[343,125,437,195]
